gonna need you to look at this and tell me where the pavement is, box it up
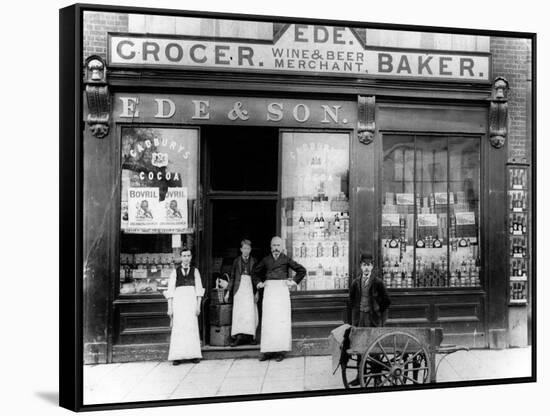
[84,347,532,405]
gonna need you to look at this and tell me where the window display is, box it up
[508,166,529,304]
[281,132,350,291]
[381,135,481,289]
[118,127,199,295]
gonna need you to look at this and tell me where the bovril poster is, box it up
[124,186,188,233]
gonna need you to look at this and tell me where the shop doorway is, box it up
[211,200,276,273]
[202,125,279,348]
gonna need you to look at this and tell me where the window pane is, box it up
[381,135,481,290]
[448,138,481,287]
[119,127,199,295]
[281,132,350,291]
[381,136,415,288]
[415,137,448,288]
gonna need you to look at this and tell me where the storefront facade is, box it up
[81,11,532,363]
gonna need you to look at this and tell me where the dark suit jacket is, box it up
[252,253,306,287]
[226,256,257,302]
[350,274,391,326]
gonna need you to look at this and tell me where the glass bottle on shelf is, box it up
[300,242,307,258]
[298,214,305,229]
[316,242,323,257]
[317,263,324,279]
[332,241,339,257]
[313,213,319,229]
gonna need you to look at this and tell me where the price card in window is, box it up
[434,192,454,205]
[418,214,438,227]
[382,214,400,227]
[396,193,414,205]
[455,212,476,226]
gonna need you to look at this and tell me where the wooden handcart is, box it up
[330,325,468,388]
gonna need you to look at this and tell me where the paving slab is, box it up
[83,363,121,389]
[261,379,305,394]
[84,362,160,404]
[83,347,532,404]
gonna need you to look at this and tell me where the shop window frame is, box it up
[378,131,486,293]
[112,123,203,300]
[279,127,354,295]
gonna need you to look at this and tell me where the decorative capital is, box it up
[491,76,510,101]
[488,77,509,149]
[84,56,111,138]
[358,95,375,145]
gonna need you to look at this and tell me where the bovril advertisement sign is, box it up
[109,24,491,81]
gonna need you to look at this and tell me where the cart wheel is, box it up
[359,331,431,387]
[341,353,361,388]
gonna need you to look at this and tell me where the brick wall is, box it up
[490,37,532,164]
[83,11,128,61]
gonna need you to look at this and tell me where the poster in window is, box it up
[120,127,197,234]
[127,187,159,227]
[161,187,188,227]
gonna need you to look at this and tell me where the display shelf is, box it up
[507,165,529,305]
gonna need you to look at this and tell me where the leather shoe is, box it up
[191,358,201,364]
[172,360,182,366]
[258,354,268,361]
[275,353,284,362]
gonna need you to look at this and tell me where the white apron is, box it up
[168,286,202,360]
[231,274,259,337]
[260,280,292,353]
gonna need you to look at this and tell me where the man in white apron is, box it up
[165,248,204,365]
[253,236,306,362]
[224,239,259,346]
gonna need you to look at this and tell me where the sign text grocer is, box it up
[109,24,490,81]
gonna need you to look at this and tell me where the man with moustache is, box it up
[252,236,306,362]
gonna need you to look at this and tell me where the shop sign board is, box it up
[109,24,491,81]
[112,93,357,127]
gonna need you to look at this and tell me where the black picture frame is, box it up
[60,3,536,411]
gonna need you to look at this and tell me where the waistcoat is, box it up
[175,266,195,287]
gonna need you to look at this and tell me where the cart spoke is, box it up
[366,355,391,370]
[400,338,410,358]
[381,374,392,386]
[401,374,421,384]
[403,350,424,366]
[376,341,392,364]
[363,372,390,378]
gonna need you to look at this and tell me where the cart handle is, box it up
[434,344,470,376]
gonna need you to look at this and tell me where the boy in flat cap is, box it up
[350,253,391,327]
[348,253,391,386]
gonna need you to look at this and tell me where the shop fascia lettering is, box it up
[117,96,349,125]
[109,24,490,81]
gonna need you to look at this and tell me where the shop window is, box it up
[381,135,481,289]
[281,131,350,291]
[119,127,199,296]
